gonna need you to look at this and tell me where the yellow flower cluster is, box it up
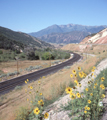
[101,77,105,82]
[38,99,44,106]
[100,84,105,90]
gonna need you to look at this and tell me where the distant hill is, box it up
[29,24,107,44]
[0,26,53,49]
[39,31,90,44]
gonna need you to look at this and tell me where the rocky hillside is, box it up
[39,31,90,44]
[62,28,107,53]
[80,28,107,44]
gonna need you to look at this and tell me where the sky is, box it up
[0,0,107,33]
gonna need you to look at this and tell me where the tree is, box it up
[27,51,36,60]
[42,52,52,60]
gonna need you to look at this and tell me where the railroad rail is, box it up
[0,53,81,95]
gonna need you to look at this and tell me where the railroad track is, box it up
[0,53,81,95]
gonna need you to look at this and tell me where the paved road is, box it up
[0,53,81,95]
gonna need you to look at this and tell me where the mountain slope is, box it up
[0,26,53,48]
[39,31,90,44]
[80,28,107,44]
[29,24,107,37]
[0,34,24,51]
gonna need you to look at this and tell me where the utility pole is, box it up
[15,57,19,76]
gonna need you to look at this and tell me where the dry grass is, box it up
[0,59,59,81]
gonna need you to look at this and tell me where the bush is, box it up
[0,50,3,54]
[19,53,26,59]
[41,52,52,60]
[15,86,22,91]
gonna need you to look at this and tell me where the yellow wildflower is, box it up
[79,72,84,78]
[84,106,88,110]
[74,80,78,84]
[30,86,33,89]
[65,87,72,94]
[94,86,96,89]
[74,74,77,77]
[72,70,76,74]
[100,84,105,89]
[27,79,29,82]
[33,107,40,115]
[78,67,81,71]
[91,69,95,72]
[25,81,27,84]
[102,94,105,98]
[44,112,49,119]
[85,88,88,91]
[70,74,73,78]
[38,80,41,84]
[88,100,91,104]
[101,77,105,82]
[87,107,90,110]
[93,66,96,69]
[90,93,93,96]
[70,93,76,100]
[84,111,87,114]
[76,93,81,98]
[84,73,87,77]
[40,93,42,95]
[94,83,97,86]
[38,99,44,106]
[91,73,94,76]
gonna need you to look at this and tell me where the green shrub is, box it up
[0,50,3,54]
[15,86,22,91]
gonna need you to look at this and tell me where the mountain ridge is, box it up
[29,23,107,37]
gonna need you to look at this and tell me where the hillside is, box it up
[0,26,53,49]
[0,34,24,51]
[62,28,107,54]
[38,31,90,44]
[80,28,107,44]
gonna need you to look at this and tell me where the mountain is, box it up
[39,31,90,44]
[29,24,107,37]
[29,24,107,44]
[80,28,107,44]
[0,26,53,49]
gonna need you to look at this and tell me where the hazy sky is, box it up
[0,0,107,33]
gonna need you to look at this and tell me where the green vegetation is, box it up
[62,67,106,120]
[0,34,24,50]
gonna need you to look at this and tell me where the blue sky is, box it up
[0,0,107,33]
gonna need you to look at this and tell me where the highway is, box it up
[0,53,81,95]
